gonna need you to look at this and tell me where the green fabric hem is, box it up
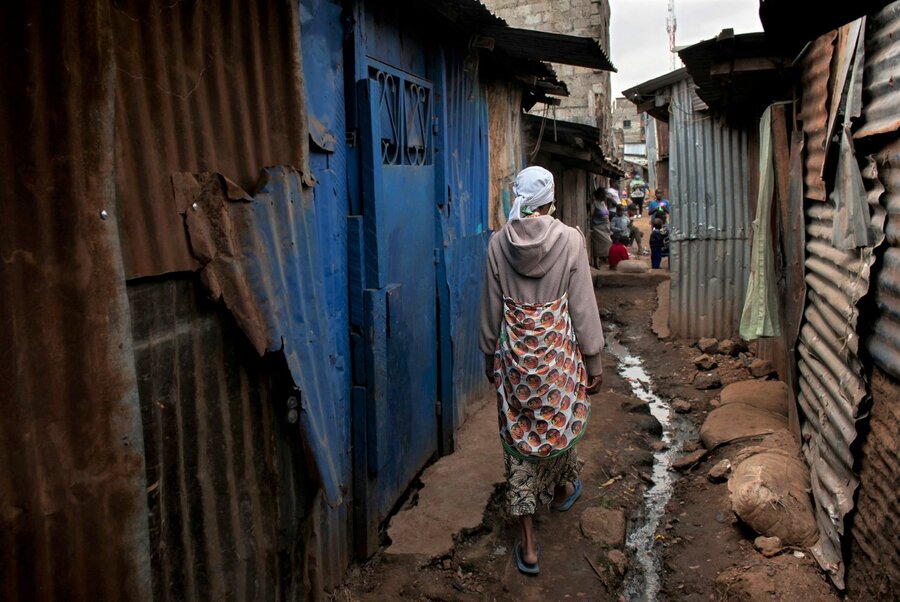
[501,405,592,461]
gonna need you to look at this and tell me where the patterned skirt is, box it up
[504,447,583,516]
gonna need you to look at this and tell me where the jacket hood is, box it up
[498,216,571,278]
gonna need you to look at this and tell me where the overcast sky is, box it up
[609,0,763,97]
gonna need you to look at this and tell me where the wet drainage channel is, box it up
[606,326,697,602]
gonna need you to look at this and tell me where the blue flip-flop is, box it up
[552,479,582,512]
[515,542,541,575]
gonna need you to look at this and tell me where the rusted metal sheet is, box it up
[667,77,754,338]
[487,80,524,230]
[799,31,836,201]
[795,151,886,587]
[844,367,900,597]
[128,276,310,601]
[113,0,310,279]
[855,1,900,138]
[868,138,900,379]
[0,2,152,600]
[174,167,349,511]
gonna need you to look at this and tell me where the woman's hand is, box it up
[586,374,603,394]
[484,355,495,385]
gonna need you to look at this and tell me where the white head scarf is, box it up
[508,166,554,221]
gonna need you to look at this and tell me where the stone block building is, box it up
[484,0,614,157]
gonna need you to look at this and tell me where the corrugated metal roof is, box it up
[855,2,900,138]
[483,26,616,71]
[667,77,754,338]
[760,0,893,54]
[0,2,152,599]
[678,30,794,120]
[622,68,692,120]
[113,0,310,279]
[425,0,615,71]
[799,31,836,202]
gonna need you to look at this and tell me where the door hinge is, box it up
[346,130,357,147]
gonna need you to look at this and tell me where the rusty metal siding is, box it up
[667,77,753,338]
[844,367,900,597]
[487,81,524,230]
[0,2,152,600]
[128,276,311,601]
[799,31,836,202]
[868,138,900,378]
[113,0,309,279]
[795,164,884,587]
[855,2,900,138]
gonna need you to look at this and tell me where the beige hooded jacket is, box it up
[479,215,605,375]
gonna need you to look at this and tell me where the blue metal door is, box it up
[356,60,439,526]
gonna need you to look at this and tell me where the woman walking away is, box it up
[480,166,605,576]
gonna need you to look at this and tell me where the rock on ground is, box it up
[672,399,693,413]
[672,449,707,470]
[754,535,783,557]
[707,459,732,483]
[692,354,718,370]
[606,549,628,575]
[581,507,626,547]
[748,358,776,378]
[717,339,737,356]
[697,337,719,354]
[694,371,722,390]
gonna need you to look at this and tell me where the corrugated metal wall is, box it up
[1,1,352,599]
[667,78,753,339]
[129,276,310,601]
[112,0,309,279]
[438,48,492,430]
[794,5,900,591]
[844,6,900,593]
[0,3,153,600]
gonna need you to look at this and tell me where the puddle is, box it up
[606,325,697,602]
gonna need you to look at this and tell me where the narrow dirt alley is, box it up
[341,269,839,601]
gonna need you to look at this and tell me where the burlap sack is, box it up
[728,430,818,546]
[616,259,647,274]
[720,380,789,416]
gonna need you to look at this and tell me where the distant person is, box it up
[610,205,630,241]
[650,188,670,223]
[608,234,630,270]
[590,188,612,268]
[626,204,646,255]
[650,218,670,269]
[629,174,647,215]
[479,166,604,576]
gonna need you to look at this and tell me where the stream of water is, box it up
[606,327,697,601]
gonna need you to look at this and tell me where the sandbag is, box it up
[616,259,647,274]
[728,430,818,546]
[720,380,789,416]
[700,402,787,448]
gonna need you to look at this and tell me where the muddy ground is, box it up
[340,274,840,601]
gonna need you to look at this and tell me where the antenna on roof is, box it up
[666,0,677,71]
